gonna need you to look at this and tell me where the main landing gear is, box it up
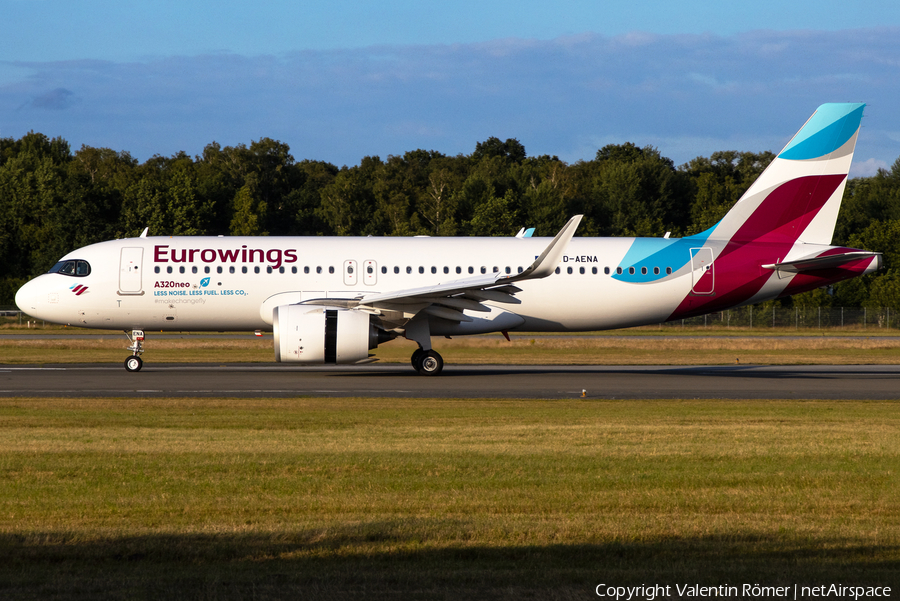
[124,329,145,372]
[411,348,443,376]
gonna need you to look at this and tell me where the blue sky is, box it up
[3,1,900,174]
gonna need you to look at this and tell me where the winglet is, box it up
[509,215,582,281]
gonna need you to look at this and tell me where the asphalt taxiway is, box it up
[1,363,899,399]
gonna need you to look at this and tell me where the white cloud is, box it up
[851,158,890,178]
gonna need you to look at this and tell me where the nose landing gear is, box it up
[124,329,145,372]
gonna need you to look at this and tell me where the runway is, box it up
[1,363,899,399]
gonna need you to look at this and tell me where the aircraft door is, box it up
[363,260,377,285]
[119,247,144,295]
[690,247,714,295]
[343,260,358,286]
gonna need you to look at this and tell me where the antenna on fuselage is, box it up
[139,227,149,238]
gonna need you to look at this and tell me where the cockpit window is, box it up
[48,260,91,277]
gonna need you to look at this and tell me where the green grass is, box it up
[0,397,898,599]
[4,332,900,366]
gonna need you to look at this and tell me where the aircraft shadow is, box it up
[0,527,896,599]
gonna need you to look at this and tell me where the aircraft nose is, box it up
[15,277,58,319]
[15,279,35,313]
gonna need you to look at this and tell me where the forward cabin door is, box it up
[690,247,714,295]
[119,247,144,295]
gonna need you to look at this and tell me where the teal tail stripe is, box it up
[778,103,864,161]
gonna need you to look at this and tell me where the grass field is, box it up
[3,331,900,366]
[0,396,898,599]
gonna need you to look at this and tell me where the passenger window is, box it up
[431,266,437,274]
[419,266,424,274]
[628,267,635,275]
[204,266,211,274]
[604,267,610,275]
[328,266,334,274]
[505,267,511,274]
[567,267,573,274]
[406,266,412,274]
[192,266,198,274]
[381,266,387,274]
[278,267,284,274]
[666,267,672,275]
[154,266,160,274]
[555,267,560,274]
[457,267,462,274]
[304,266,309,274]
[242,266,248,274]
[443,266,449,274]
[580,267,585,274]
[316,267,322,274]
[468,267,474,274]
[167,266,173,274]
[480,267,486,274]
[517,267,523,273]
[653,267,660,275]
[592,267,597,274]
[394,266,400,274]
[616,267,622,275]
[229,266,235,274]
[179,266,185,274]
[641,267,647,275]
[217,266,223,274]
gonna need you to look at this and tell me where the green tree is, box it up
[230,182,267,236]
[466,189,520,236]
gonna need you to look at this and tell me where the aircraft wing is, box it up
[302,215,582,322]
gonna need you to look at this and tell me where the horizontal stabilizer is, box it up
[763,251,882,273]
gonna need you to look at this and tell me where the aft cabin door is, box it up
[690,247,714,295]
[119,247,144,295]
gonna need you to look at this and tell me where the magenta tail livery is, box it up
[15,104,882,375]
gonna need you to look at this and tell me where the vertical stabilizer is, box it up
[704,103,865,245]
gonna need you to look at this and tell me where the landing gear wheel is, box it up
[124,356,143,372]
[414,350,443,376]
[411,348,425,368]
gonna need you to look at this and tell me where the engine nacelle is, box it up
[273,305,387,364]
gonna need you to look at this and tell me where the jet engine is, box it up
[273,305,391,364]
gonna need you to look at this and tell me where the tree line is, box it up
[2,131,899,309]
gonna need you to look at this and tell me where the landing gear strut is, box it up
[405,316,443,375]
[411,348,443,376]
[124,329,145,372]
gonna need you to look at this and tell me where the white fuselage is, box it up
[16,234,718,333]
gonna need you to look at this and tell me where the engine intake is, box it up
[273,305,390,364]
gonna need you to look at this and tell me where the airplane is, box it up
[15,103,882,375]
